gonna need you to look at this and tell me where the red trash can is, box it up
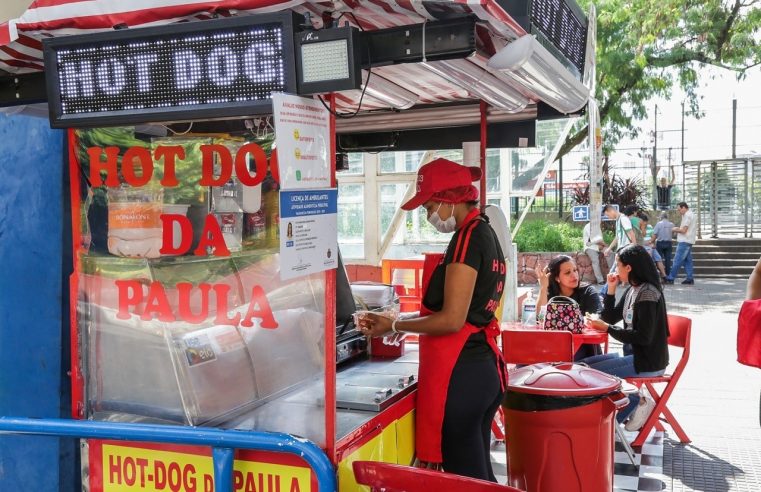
[503,362,629,492]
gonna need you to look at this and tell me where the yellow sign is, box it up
[102,444,311,492]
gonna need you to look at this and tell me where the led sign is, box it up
[502,0,587,77]
[43,12,301,127]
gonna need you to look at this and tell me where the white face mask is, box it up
[428,202,457,233]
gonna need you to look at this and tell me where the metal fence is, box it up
[682,158,761,238]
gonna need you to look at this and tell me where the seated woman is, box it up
[583,244,670,424]
[535,255,602,360]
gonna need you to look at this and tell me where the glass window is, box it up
[379,153,396,173]
[337,183,364,259]
[345,152,363,174]
[486,149,500,192]
[404,151,425,172]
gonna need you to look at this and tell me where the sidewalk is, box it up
[660,279,761,492]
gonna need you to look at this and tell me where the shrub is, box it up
[515,219,585,252]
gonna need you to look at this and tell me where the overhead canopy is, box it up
[0,0,589,117]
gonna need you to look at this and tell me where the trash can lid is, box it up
[507,362,621,397]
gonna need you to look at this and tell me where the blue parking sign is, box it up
[572,205,590,222]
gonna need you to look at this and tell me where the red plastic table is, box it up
[501,321,608,353]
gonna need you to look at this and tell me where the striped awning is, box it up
[0,0,532,112]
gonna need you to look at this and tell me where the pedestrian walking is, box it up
[583,221,613,284]
[664,202,696,285]
[652,213,675,275]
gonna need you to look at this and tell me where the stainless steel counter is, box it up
[223,345,420,444]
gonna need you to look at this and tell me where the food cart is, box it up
[0,1,592,490]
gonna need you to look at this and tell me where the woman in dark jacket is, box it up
[535,255,602,359]
[583,244,669,422]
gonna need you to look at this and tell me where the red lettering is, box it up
[492,259,500,272]
[116,280,144,319]
[213,284,242,326]
[88,146,121,187]
[141,281,176,322]
[123,456,136,486]
[500,262,506,275]
[199,144,232,186]
[121,147,153,187]
[204,474,213,492]
[497,281,504,293]
[235,142,268,186]
[160,214,193,255]
[233,470,244,490]
[154,145,184,186]
[108,455,122,484]
[177,282,212,323]
[183,464,197,492]
[290,477,301,492]
[195,214,231,257]
[168,462,182,492]
[154,460,167,489]
[240,285,278,329]
[245,471,256,492]
[136,458,149,488]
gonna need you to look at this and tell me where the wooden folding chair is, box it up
[353,461,523,492]
[626,314,692,447]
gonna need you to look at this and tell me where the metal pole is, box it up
[653,104,658,209]
[681,101,685,164]
[745,159,749,237]
[558,157,563,218]
[711,161,718,238]
[732,98,737,159]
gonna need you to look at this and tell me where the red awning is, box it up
[0,0,533,112]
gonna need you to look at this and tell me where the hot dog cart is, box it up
[0,0,593,490]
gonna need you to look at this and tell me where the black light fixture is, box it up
[295,26,362,95]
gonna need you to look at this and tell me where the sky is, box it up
[609,66,761,179]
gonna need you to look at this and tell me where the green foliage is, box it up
[515,219,585,253]
[558,0,761,159]
[570,173,648,210]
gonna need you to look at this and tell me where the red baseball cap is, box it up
[401,158,482,210]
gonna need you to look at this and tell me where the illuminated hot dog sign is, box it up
[43,12,300,127]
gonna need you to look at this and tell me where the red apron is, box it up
[415,213,507,464]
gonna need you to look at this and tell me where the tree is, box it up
[558,0,761,159]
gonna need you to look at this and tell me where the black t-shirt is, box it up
[656,185,673,208]
[422,216,506,359]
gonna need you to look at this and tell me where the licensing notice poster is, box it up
[272,93,330,190]
[279,189,338,280]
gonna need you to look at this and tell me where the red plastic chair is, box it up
[625,314,692,447]
[501,330,575,366]
[381,259,424,312]
[352,461,524,492]
[490,330,576,441]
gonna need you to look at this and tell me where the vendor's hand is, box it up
[535,263,550,289]
[356,312,393,338]
[585,317,609,332]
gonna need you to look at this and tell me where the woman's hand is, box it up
[535,263,550,290]
[606,272,619,293]
[585,317,609,332]
[356,312,394,338]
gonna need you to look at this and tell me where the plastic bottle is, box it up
[522,290,537,326]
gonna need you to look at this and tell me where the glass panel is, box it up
[337,183,364,259]
[509,118,577,195]
[345,152,364,174]
[379,182,449,259]
[486,149,500,192]
[74,127,325,446]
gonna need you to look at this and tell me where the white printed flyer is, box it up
[272,93,331,190]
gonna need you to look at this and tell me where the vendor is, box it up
[357,158,506,482]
